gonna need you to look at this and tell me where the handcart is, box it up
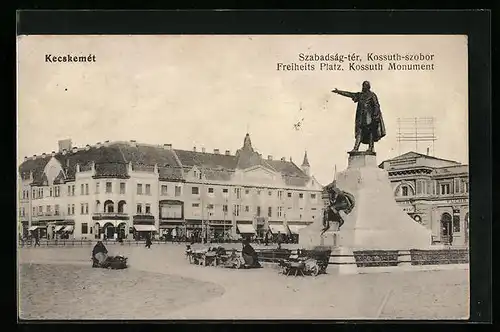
[278,248,331,276]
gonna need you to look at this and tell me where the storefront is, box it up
[133,214,157,240]
[133,224,158,240]
[208,220,232,241]
[236,222,256,240]
[28,225,47,238]
[48,220,75,240]
[93,214,130,240]
[159,220,185,240]
[268,223,290,242]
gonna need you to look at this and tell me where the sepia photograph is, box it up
[17,34,470,320]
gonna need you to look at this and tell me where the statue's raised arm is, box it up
[332,88,359,102]
[330,81,386,153]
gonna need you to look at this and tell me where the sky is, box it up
[17,35,468,185]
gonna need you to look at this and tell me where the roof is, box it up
[158,166,184,181]
[174,149,238,169]
[432,164,469,176]
[302,151,310,167]
[19,135,312,186]
[378,151,462,168]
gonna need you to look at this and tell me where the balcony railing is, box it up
[32,214,67,220]
[92,212,129,220]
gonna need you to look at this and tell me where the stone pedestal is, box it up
[335,151,432,250]
[299,221,339,249]
[299,151,431,251]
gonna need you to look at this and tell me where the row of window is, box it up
[136,203,152,214]
[397,179,469,197]
[160,185,182,196]
[190,186,316,200]
[24,182,319,202]
[190,203,317,218]
[28,182,182,199]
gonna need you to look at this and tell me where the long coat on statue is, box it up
[350,91,386,144]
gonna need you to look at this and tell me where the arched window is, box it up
[104,200,114,213]
[395,183,415,197]
[117,200,127,213]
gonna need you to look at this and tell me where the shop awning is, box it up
[237,224,255,234]
[288,225,307,235]
[54,225,64,232]
[63,225,74,232]
[268,224,289,234]
[28,226,43,231]
[134,225,158,232]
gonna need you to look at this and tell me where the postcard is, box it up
[17,34,469,320]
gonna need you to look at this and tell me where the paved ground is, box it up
[19,264,224,320]
[18,244,469,320]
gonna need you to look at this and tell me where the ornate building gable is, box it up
[43,156,66,185]
[305,176,323,191]
[186,165,203,181]
[235,133,267,170]
[233,164,286,187]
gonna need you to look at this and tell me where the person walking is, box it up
[145,233,152,249]
[276,231,282,250]
[34,232,41,247]
[172,227,177,244]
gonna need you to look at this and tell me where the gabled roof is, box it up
[19,134,312,187]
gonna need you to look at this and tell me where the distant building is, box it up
[17,134,323,241]
[379,152,469,247]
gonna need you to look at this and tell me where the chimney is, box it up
[104,140,110,146]
[32,155,36,160]
[62,149,67,155]
[280,157,286,161]
[193,146,197,152]
[164,144,172,150]
[130,140,136,143]
[201,147,206,153]
[24,156,28,161]
[42,153,46,158]
[289,156,293,162]
[427,147,430,156]
[58,139,72,153]
[96,142,102,148]
[85,144,91,151]
[267,155,273,161]
[225,150,230,155]
[72,147,78,153]
[214,149,220,154]
[51,151,56,156]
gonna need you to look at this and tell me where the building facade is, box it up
[18,134,323,241]
[379,152,469,247]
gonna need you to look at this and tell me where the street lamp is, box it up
[223,198,228,242]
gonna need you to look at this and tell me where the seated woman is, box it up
[241,238,260,267]
[92,241,109,265]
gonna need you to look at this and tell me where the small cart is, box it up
[278,248,331,276]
